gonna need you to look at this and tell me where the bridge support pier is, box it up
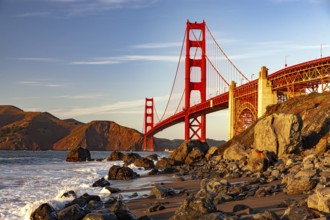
[257,66,277,118]
[227,81,236,140]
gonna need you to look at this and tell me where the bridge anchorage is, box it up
[143,20,330,151]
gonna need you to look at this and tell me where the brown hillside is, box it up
[0,105,25,127]
[52,121,143,151]
[0,109,74,150]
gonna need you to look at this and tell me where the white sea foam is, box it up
[0,151,170,220]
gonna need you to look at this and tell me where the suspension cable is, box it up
[187,23,230,86]
[159,30,187,121]
[206,24,249,82]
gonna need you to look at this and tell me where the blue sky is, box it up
[0,0,329,140]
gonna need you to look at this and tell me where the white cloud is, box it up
[132,42,182,49]
[16,12,51,17]
[18,80,66,88]
[56,94,105,99]
[71,55,179,65]
[44,0,158,15]
[16,57,61,62]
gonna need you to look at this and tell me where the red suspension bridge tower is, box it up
[184,21,207,141]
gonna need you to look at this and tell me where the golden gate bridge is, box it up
[143,20,330,151]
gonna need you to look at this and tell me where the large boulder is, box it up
[253,113,302,157]
[169,196,217,220]
[107,151,124,161]
[284,176,316,194]
[156,158,177,171]
[307,184,330,213]
[281,206,313,220]
[30,203,58,220]
[134,158,155,170]
[246,149,277,173]
[66,147,91,162]
[223,142,248,161]
[67,193,101,208]
[108,165,138,180]
[122,152,142,165]
[57,204,89,220]
[150,185,178,199]
[169,140,209,164]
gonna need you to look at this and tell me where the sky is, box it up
[0,0,329,141]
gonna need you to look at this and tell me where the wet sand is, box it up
[124,176,307,219]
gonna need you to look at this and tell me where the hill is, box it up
[0,105,225,151]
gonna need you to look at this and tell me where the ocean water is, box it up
[0,150,170,220]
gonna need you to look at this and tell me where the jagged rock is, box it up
[61,190,77,199]
[156,158,177,171]
[110,200,137,220]
[58,204,90,220]
[147,168,159,175]
[199,212,236,220]
[66,147,91,162]
[30,203,58,220]
[122,152,142,165]
[233,204,255,216]
[223,142,248,161]
[107,151,124,161]
[252,210,279,220]
[307,184,330,213]
[285,176,316,194]
[92,177,110,187]
[83,212,117,220]
[86,200,104,211]
[145,154,158,161]
[148,204,165,212]
[169,196,217,220]
[105,186,121,193]
[246,150,277,173]
[205,146,222,160]
[68,193,101,208]
[150,185,178,199]
[281,206,313,220]
[169,140,209,164]
[253,113,302,157]
[294,169,318,179]
[134,158,155,170]
[108,165,138,180]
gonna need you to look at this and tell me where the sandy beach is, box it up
[124,176,307,219]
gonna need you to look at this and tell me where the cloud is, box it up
[56,94,105,99]
[71,55,179,65]
[18,80,66,88]
[16,12,51,17]
[16,57,61,62]
[132,42,182,49]
[43,0,158,15]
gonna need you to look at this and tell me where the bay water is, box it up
[0,150,170,220]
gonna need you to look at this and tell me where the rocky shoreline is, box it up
[31,143,330,220]
[30,92,330,219]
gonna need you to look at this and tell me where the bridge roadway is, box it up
[146,56,330,138]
